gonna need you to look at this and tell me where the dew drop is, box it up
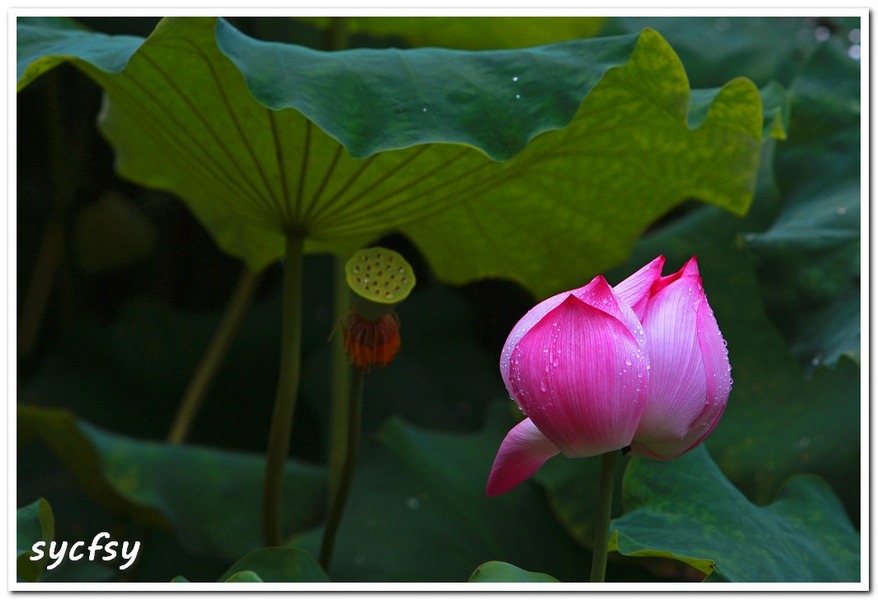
[625,359,632,366]
[512,76,519,82]
[515,94,521,99]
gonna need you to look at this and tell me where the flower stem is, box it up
[262,234,305,547]
[589,450,618,582]
[168,267,262,445]
[318,366,364,571]
[327,258,352,502]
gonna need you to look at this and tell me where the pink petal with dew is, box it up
[570,275,647,347]
[635,274,707,443]
[500,274,646,404]
[499,288,576,403]
[652,256,700,296]
[508,293,648,458]
[630,270,732,459]
[613,255,665,321]
[486,418,560,496]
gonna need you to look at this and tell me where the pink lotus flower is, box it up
[620,256,732,460]
[487,274,651,496]
[486,256,731,496]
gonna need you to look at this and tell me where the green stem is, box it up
[327,259,352,502]
[589,450,618,582]
[318,367,365,571]
[262,235,306,547]
[20,72,78,360]
[168,267,262,445]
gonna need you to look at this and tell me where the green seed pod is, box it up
[345,247,415,319]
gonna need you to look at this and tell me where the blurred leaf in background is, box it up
[742,37,860,371]
[17,498,55,582]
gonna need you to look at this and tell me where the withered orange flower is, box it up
[343,311,402,372]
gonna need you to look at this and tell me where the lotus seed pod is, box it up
[345,247,416,319]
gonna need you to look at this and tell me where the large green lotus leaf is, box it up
[292,404,589,582]
[300,16,606,49]
[16,498,55,582]
[17,17,765,297]
[609,446,860,582]
[742,38,860,370]
[18,405,327,562]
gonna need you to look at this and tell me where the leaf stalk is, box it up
[262,234,305,547]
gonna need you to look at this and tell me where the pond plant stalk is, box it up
[327,261,352,505]
[319,365,364,570]
[168,267,262,445]
[590,450,618,582]
[262,234,306,547]
[318,247,415,570]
